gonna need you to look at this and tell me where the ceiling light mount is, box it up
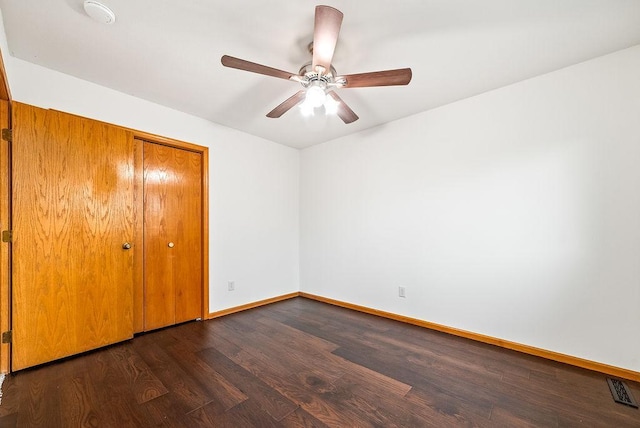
[298,61,337,90]
[83,1,116,25]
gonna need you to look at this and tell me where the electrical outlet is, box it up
[228,281,235,291]
[398,286,406,298]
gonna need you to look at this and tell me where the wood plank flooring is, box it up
[1,297,639,427]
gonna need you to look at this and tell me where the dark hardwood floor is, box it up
[0,297,638,427]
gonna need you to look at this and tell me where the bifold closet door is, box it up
[143,141,202,331]
[11,103,135,370]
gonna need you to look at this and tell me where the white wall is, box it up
[0,16,300,312]
[3,8,640,372]
[300,45,640,372]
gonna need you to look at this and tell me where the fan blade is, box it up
[328,92,359,124]
[266,91,306,118]
[338,68,412,88]
[221,55,297,80]
[312,6,343,73]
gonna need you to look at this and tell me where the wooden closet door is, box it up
[11,103,135,370]
[143,141,202,331]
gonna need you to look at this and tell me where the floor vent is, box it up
[607,378,638,408]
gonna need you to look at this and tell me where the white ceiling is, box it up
[1,1,640,149]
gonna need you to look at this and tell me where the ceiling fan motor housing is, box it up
[298,62,338,89]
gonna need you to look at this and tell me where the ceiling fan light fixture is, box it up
[305,83,326,108]
[323,94,339,115]
[220,5,411,124]
[300,102,315,117]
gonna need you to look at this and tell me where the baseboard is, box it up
[207,291,640,382]
[299,292,640,383]
[207,292,299,319]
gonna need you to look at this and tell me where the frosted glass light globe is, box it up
[305,84,326,108]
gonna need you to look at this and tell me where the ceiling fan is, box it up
[221,5,412,124]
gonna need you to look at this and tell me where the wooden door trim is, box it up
[0,100,10,373]
[132,139,144,333]
[134,133,209,329]
[1,45,11,373]
[134,130,207,154]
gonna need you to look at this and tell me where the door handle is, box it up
[168,242,175,248]
[122,242,132,250]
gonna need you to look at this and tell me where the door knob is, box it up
[168,242,175,248]
[122,242,132,250]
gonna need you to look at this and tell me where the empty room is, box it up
[0,1,639,426]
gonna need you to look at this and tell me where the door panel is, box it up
[143,141,202,331]
[11,103,135,370]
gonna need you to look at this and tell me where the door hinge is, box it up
[1,230,11,242]
[1,128,11,142]
[1,330,11,344]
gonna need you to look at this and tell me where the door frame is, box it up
[0,100,10,374]
[133,132,209,333]
[0,45,11,374]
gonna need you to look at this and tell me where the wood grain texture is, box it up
[266,91,306,118]
[143,141,202,330]
[200,149,209,318]
[312,5,343,72]
[11,103,135,370]
[132,138,144,333]
[24,116,211,328]
[328,91,359,124]
[300,292,640,383]
[108,345,169,404]
[0,100,10,374]
[0,297,638,426]
[340,68,412,88]
[221,55,297,81]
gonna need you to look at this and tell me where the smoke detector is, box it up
[83,1,116,25]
